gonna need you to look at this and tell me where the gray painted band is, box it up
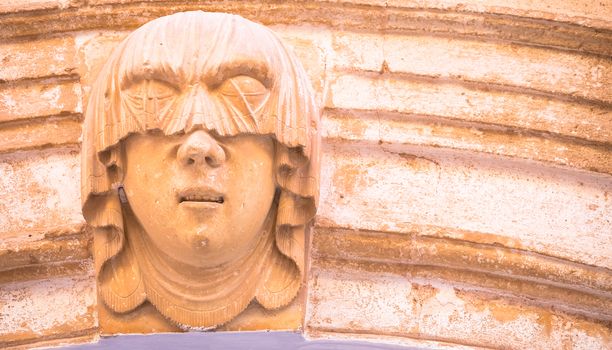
[51,331,419,350]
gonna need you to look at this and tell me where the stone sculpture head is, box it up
[81,11,319,328]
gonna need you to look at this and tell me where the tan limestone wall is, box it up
[0,1,610,349]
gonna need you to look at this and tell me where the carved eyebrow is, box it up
[207,60,273,89]
[121,64,183,90]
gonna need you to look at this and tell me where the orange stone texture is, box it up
[0,1,610,349]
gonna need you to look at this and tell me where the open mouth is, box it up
[180,195,224,203]
[178,188,225,205]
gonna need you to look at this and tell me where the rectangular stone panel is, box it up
[0,147,84,238]
[317,140,612,269]
[0,271,97,348]
[0,223,89,276]
[0,117,82,154]
[0,36,78,82]
[0,79,81,123]
[327,74,611,144]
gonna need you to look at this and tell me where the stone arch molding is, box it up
[81,11,320,329]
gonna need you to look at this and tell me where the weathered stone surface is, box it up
[311,227,612,321]
[331,32,612,104]
[318,140,612,269]
[0,0,81,15]
[1,3,610,57]
[0,117,82,153]
[271,25,332,104]
[74,31,128,102]
[331,0,612,29]
[0,271,97,348]
[0,147,83,236]
[323,109,612,174]
[0,223,89,277]
[0,36,77,82]
[0,80,81,123]
[306,266,612,349]
[328,74,611,144]
[46,0,612,30]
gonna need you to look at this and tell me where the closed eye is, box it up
[123,79,179,100]
[218,76,267,96]
[217,76,269,120]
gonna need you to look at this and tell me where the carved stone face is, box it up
[123,130,276,267]
[81,11,319,329]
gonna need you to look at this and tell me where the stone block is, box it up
[0,271,97,348]
[0,36,78,82]
[306,266,612,349]
[0,223,89,278]
[331,32,612,104]
[328,0,612,28]
[0,147,83,237]
[317,140,612,269]
[0,0,81,15]
[270,25,333,105]
[322,109,612,174]
[74,31,128,102]
[327,74,611,143]
[0,80,81,123]
[310,227,612,320]
[0,117,82,153]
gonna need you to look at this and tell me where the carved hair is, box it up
[81,11,319,327]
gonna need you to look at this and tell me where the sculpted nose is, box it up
[177,130,226,168]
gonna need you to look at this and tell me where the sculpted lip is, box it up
[178,187,225,204]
